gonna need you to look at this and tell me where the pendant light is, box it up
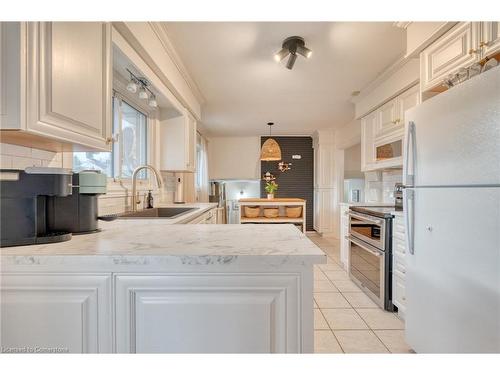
[260,122,282,161]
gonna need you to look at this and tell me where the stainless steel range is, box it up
[348,206,399,311]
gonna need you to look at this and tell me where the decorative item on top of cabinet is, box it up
[0,22,113,152]
[159,108,197,172]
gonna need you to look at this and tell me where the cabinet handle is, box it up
[479,41,489,48]
[469,48,478,55]
[106,134,118,145]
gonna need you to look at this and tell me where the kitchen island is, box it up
[0,222,325,353]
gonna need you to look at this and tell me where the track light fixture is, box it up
[274,36,312,70]
[126,68,158,108]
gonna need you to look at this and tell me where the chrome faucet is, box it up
[131,165,163,211]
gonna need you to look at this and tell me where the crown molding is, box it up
[393,21,412,29]
[148,22,206,106]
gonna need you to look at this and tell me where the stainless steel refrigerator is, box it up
[403,67,500,353]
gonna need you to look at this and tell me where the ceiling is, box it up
[163,22,406,136]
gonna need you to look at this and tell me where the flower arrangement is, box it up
[265,181,278,199]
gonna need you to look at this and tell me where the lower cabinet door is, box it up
[114,274,301,353]
[0,273,112,353]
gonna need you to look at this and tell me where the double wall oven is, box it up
[348,207,395,311]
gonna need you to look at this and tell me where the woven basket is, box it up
[286,206,302,218]
[244,206,260,218]
[263,208,279,218]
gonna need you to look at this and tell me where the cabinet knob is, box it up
[469,48,478,55]
[479,41,489,48]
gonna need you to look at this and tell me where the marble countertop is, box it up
[1,221,326,269]
[151,202,218,223]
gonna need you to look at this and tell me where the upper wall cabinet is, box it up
[159,108,197,172]
[481,22,500,57]
[361,85,419,172]
[420,22,500,93]
[0,22,112,151]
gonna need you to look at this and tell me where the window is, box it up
[73,97,148,178]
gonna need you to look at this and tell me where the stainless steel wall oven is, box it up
[348,207,395,311]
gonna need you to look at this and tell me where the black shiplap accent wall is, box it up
[260,136,314,231]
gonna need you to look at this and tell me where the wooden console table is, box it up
[238,198,306,233]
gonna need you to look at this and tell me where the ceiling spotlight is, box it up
[274,48,290,62]
[138,86,148,100]
[126,79,138,93]
[273,36,312,70]
[148,95,158,108]
[286,53,298,70]
[297,45,312,59]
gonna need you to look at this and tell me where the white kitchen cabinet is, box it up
[0,273,112,353]
[186,207,217,224]
[0,22,113,151]
[313,188,334,234]
[392,214,407,319]
[418,21,500,93]
[375,98,399,139]
[481,21,500,57]
[339,203,350,270]
[361,85,419,172]
[420,22,480,92]
[159,108,197,172]
[114,273,301,353]
[312,130,335,235]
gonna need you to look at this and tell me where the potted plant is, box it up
[265,181,278,199]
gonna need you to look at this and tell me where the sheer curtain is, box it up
[197,134,210,202]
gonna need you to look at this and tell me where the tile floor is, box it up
[308,233,413,354]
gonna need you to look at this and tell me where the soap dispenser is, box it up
[146,190,154,209]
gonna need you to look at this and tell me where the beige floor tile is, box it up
[324,270,350,281]
[374,330,413,353]
[314,330,343,353]
[334,330,389,353]
[326,256,340,265]
[356,309,405,329]
[342,292,379,308]
[314,309,330,330]
[318,262,343,271]
[314,279,338,292]
[314,292,350,308]
[332,279,362,292]
[314,268,328,281]
[321,308,369,330]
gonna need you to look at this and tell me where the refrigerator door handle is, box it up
[404,188,415,255]
[404,121,416,187]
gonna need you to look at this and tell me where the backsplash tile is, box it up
[0,143,65,169]
[365,169,402,204]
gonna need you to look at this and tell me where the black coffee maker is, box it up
[47,170,114,234]
[0,167,73,247]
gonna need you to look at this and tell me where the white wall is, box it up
[208,137,261,180]
[344,143,362,179]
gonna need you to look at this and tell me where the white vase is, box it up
[267,193,274,199]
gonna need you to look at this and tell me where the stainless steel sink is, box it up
[117,207,197,219]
